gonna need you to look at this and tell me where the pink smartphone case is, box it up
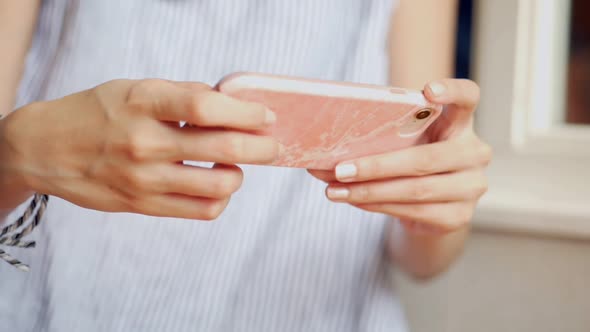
[217,73,442,170]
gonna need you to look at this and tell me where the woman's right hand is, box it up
[0,79,279,220]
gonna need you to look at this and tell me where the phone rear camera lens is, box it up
[415,109,432,120]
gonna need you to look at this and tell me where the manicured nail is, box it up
[428,82,446,97]
[264,109,277,125]
[335,163,357,180]
[326,187,350,200]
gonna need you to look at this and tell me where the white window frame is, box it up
[472,0,590,239]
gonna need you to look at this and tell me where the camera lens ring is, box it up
[415,108,432,120]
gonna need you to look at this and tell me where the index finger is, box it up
[128,79,276,131]
[423,79,480,110]
[423,79,480,131]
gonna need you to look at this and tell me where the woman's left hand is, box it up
[309,79,492,232]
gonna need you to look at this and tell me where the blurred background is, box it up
[393,0,590,331]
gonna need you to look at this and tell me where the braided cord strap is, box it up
[0,194,48,244]
[0,194,49,271]
[0,194,40,237]
[0,249,30,272]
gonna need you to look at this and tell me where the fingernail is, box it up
[335,163,357,180]
[264,109,277,125]
[428,82,446,97]
[326,187,350,200]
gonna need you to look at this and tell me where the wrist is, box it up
[386,218,470,279]
[0,109,36,209]
[396,218,449,236]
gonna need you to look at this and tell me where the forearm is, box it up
[0,0,40,116]
[388,0,458,89]
[0,111,35,219]
[386,219,469,279]
[384,0,463,279]
[0,1,41,218]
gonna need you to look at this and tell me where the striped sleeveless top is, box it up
[1,0,408,331]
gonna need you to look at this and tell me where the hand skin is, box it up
[0,79,280,220]
[309,79,492,279]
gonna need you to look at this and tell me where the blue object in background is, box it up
[455,0,473,79]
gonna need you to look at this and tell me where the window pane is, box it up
[566,0,590,124]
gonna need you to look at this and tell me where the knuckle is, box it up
[98,79,134,100]
[219,135,245,162]
[190,92,214,126]
[442,206,473,229]
[472,177,489,198]
[351,185,371,202]
[457,208,474,226]
[414,152,436,175]
[230,170,244,191]
[409,204,431,221]
[188,97,206,125]
[362,158,384,179]
[410,182,433,202]
[138,78,166,90]
[432,215,455,230]
[457,79,480,107]
[126,79,164,102]
[126,131,150,161]
[201,200,226,220]
[213,174,242,197]
[431,221,456,233]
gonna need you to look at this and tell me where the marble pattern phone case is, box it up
[217,72,442,170]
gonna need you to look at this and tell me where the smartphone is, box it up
[216,72,442,170]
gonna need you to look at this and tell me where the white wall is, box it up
[393,229,590,332]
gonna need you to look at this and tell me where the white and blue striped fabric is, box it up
[1,0,408,331]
